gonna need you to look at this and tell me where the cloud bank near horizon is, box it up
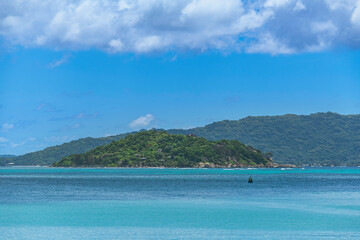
[1,0,360,55]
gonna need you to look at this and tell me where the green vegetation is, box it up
[5,112,360,166]
[53,131,272,168]
[169,112,360,166]
[0,133,130,166]
[0,155,17,166]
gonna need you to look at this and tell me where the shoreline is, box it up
[3,165,360,169]
[49,164,298,168]
[2,165,298,168]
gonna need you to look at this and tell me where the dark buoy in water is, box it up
[248,177,253,183]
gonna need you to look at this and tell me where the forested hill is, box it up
[168,112,360,166]
[4,112,360,166]
[53,131,273,168]
[0,155,16,165]
[0,133,131,166]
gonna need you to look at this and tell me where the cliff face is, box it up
[53,130,273,168]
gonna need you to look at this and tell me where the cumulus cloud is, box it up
[1,0,360,54]
[129,114,155,129]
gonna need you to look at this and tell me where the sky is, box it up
[1,0,360,155]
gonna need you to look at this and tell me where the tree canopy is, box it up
[53,130,272,168]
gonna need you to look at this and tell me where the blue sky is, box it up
[1,0,360,155]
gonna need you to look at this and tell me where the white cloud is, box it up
[181,0,243,22]
[1,123,14,131]
[10,141,27,148]
[352,1,360,27]
[232,9,274,33]
[129,114,155,129]
[246,34,295,55]
[0,137,9,143]
[1,0,360,54]
[135,36,164,53]
[293,1,306,11]
[264,0,290,8]
[48,54,71,68]
[312,21,337,35]
[108,39,123,52]
[324,0,358,11]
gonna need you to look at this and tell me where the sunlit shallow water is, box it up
[1,167,360,239]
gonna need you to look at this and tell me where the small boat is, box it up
[248,177,253,183]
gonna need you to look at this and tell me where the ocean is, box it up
[0,167,359,239]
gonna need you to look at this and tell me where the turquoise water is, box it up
[1,167,360,239]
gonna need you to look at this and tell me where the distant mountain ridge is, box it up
[3,112,360,166]
[0,133,131,166]
[168,112,360,166]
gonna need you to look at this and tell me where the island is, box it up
[52,130,294,168]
